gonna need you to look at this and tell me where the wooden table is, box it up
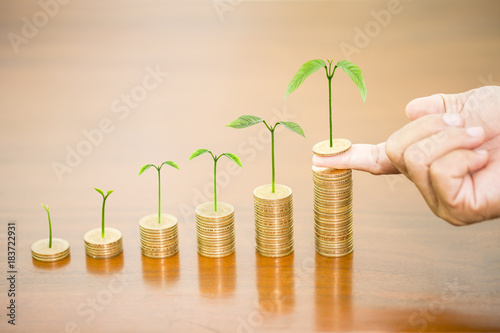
[1,0,499,332]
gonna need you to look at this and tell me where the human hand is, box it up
[313,86,500,225]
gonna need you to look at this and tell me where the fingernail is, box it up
[443,113,462,126]
[466,126,484,137]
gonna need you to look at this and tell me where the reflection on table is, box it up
[256,252,295,316]
[141,253,180,288]
[85,252,124,275]
[198,252,237,297]
[315,252,353,331]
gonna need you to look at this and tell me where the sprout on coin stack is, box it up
[189,149,242,258]
[285,58,367,257]
[83,188,123,259]
[227,115,305,258]
[138,161,180,259]
[31,204,70,262]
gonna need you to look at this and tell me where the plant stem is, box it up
[271,128,276,193]
[101,197,107,238]
[214,157,218,212]
[47,209,52,248]
[328,76,333,147]
[157,167,161,224]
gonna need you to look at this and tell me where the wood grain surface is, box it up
[1,1,499,332]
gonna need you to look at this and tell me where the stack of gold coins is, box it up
[196,202,235,258]
[84,227,123,259]
[31,238,70,262]
[139,214,179,258]
[312,138,354,257]
[254,184,294,258]
[312,166,353,257]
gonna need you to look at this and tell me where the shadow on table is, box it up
[32,254,71,270]
[198,252,236,298]
[141,252,180,288]
[315,252,353,331]
[256,252,296,316]
[85,252,124,275]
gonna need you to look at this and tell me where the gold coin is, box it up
[255,225,293,234]
[198,248,235,258]
[84,228,123,259]
[256,244,294,258]
[315,233,353,243]
[316,245,353,257]
[31,238,70,261]
[312,139,352,157]
[142,250,178,257]
[196,201,234,219]
[85,249,123,259]
[315,221,353,232]
[312,166,351,176]
[140,241,178,249]
[317,241,353,249]
[196,216,234,225]
[197,232,235,242]
[84,227,122,245]
[139,213,177,230]
[142,249,179,259]
[253,184,292,201]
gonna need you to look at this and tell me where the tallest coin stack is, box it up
[312,139,354,257]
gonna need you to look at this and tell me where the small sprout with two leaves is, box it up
[285,59,367,147]
[41,203,52,248]
[226,115,305,193]
[138,161,180,224]
[189,149,242,212]
[94,188,114,238]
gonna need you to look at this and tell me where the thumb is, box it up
[405,90,474,121]
[312,143,399,175]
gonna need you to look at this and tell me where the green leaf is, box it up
[189,149,210,160]
[226,115,264,129]
[284,59,327,99]
[160,161,180,170]
[278,121,306,138]
[41,203,49,213]
[138,164,155,175]
[221,153,243,167]
[94,188,104,197]
[336,60,367,102]
[105,190,114,199]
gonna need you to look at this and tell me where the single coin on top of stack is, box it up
[84,227,123,259]
[31,238,70,262]
[139,214,179,258]
[196,202,235,258]
[312,138,354,257]
[254,184,294,258]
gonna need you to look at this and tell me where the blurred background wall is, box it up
[1,0,499,227]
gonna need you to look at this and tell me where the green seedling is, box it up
[285,59,367,147]
[189,149,242,212]
[138,161,180,224]
[41,203,52,248]
[94,188,114,238]
[227,115,305,193]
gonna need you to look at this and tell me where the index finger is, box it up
[405,94,446,120]
[312,143,399,175]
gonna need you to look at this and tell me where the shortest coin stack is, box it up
[139,214,179,258]
[84,227,123,259]
[196,202,235,258]
[31,238,70,262]
[254,184,294,258]
[313,166,354,257]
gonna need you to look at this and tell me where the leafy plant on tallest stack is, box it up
[285,59,367,146]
